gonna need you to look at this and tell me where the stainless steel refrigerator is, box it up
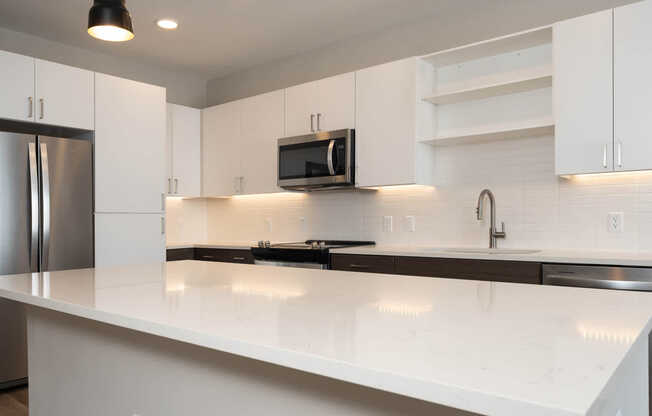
[0,131,93,389]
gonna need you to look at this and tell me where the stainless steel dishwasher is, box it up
[543,264,652,292]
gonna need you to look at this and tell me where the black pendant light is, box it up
[88,0,134,42]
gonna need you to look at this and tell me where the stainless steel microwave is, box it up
[278,129,355,191]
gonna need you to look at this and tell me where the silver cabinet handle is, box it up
[39,98,44,120]
[161,217,165,235]
[310,114,315,132]
[316,113,322,131]
[327,140,335,175]
[28,142,39,272]
[40,143,51,270]
[174,178,179,194]
[617,141,623,168]
[232,257,246,261]
[602,144,608,168]
[28,97,33,118]
[348,264,370,269]
[168,178,172,194]
[239,176,244,194]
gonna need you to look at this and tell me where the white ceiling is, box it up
[0,0,469,79]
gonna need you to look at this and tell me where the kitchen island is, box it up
[0,261,650,416]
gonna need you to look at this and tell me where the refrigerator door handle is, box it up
[40,143,51,271]
[28,142,39,272]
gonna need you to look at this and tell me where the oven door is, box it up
[278,129,354,189]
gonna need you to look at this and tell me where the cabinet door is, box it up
[312,72,355,132]
[201,101,242,196]
[95,73,166,212]
[95,213,165,267]
[553,10,613,175]
[35,59,94,130]
[0,50,35,122]
[614,1,652,172]
[285,81,316,136]
[165,104,174,195]
[240,90,284,195]
[170,104,201,197]
[356,58,416,187]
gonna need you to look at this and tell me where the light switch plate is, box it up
[383,216,393,232]
[405,216,416,232]
[607,212,624,233]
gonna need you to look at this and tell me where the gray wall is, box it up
[206,0,637,107]
[0,26,207,108]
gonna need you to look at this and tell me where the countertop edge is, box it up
[0,286,586,416]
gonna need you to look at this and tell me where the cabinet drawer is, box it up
[166,248,195,261]
[195,248,254,264]
[330,254,395,274]
[395,257,541,285]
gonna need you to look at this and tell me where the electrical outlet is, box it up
[607,212,624,233]
[405,216,416,232]
[383,216,393,232]
[264,218,273,232]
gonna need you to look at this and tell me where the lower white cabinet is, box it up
[202,90,284,196]
[167,103,201,197]
[94,213,165,267]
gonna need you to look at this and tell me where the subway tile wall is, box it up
[167,135,652,252]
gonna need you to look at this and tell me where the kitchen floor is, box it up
[0,386,28,416]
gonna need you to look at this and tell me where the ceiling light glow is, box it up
[157,19,178,30]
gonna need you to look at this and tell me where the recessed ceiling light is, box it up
[157,19,178,30]
[88,0,135,42]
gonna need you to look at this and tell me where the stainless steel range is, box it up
[251,240,375,269]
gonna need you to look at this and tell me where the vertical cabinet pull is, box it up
[174,178,179,194]
[28,97,33,118]
[617,141,623,168]
[161,217,165,235]
[168,178,172,194]
[39,98,44,119]
[602,144,608,169]
[316,113,322,131]
[310,114,315,132]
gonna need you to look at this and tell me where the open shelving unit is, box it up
[417,26,554,146]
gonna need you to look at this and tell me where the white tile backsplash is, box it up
[167,135,652,251]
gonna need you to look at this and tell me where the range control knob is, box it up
[257,241,265,248]
[264,240,271,248]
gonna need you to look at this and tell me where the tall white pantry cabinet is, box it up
[94,73,167,267]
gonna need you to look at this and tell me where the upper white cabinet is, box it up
[167,103,201,197]
[554,10,613,175]
[0,50,34,122]
[285,72,355,136]
[35,59,94,130]
[202,90,284,196]
[614,0,652,172]
[0,51,93,130]
[356,57,436,187]
[202,100,241,196]
[95,73,167,212]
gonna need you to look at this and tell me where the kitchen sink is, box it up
[442,248,541,255]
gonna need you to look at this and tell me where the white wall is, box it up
[168,135,652,252]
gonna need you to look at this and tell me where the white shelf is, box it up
[420,26,552,68]
[423,73,552,105]
[420,119,554,146]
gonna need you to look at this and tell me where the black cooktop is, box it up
[251,240,375,264]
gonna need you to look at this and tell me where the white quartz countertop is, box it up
[167,241,256,250]
[1,261,651,415]
[331,245,652,267]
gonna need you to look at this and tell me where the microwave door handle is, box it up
[327,140,335,175]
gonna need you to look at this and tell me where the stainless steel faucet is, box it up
[476,189,506,248]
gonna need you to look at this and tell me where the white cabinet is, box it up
[95,73,167,212]
[614,0,652,172]
[202,90,284,196]
[285,72,355,136]
[166,104,201,197]
[35,59,94,130]
[239,90,284,195]
[94,213,165,267]
[0,50,34,122]
[554,10,613,175]
[355,58,436,187]
[0,51,93,129]
[202,100,241,196]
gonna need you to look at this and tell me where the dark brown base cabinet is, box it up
[166,248,254,264]
[331,254,542,285]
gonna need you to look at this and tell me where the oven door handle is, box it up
[544,274,652,291]
[327,140,335,175]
